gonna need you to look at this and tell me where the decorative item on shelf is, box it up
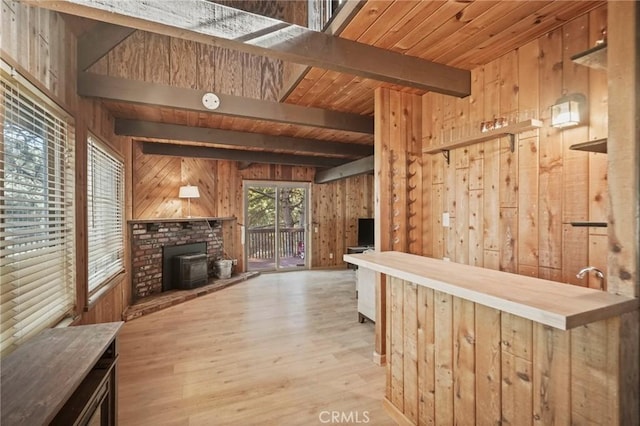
[480,117,508,133]
[551,93,586,128]
[179,184,200,218]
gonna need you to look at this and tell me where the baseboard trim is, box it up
[373,351,386,366]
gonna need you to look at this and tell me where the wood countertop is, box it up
[343,251,638,330]
[1,322,123,425]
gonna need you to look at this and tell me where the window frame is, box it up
[1,61,76,356]
[86,132,125,305]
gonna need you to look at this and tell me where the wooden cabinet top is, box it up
[344,251,639,330]
[1,322,123,425]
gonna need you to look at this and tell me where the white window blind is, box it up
[1,72,76,357]
[87,135,124,293]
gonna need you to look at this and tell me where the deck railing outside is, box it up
[247,227,305,259]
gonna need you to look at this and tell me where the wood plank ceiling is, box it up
[285,0,606,115]
[64,0,606,168]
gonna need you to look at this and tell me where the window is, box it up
[1,69,75,356]
[87,135,124,295]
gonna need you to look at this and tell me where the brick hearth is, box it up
[130,218,225,300]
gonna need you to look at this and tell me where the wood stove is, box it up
[173,253,207,289]
[162,242,208,291]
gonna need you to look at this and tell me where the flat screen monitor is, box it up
[357,218,375,247]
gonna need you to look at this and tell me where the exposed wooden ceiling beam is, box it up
[279,0,366,101]
[116,119,372,158]
[77,23,135,71]
[314,155,374,184]
[32,0,471,96]
[142,142,347,168]
[79,73,373,134]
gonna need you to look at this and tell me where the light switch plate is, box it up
[442,212,450,227]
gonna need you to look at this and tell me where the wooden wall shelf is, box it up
[571,43,607,70]
[423,119,544,158]
[569,138,607,153]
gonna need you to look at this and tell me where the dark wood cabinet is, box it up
[1,322,123,426]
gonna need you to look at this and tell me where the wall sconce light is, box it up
[179,185,200,218]
[551,93,586,128]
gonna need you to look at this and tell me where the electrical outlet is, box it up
[232,259,237,266]
[314,226,319,233]
[329,253,334,259]
[442,212,450,227]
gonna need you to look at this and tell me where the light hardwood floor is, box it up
[118,269,394,425]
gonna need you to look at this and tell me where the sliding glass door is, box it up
[244,182,309,271]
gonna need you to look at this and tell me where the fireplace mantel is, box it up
[128,217,235,224]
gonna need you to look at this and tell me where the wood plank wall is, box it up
[90,1,307,102]
[421,5,608,289]
[131,142,374,270]
[1,2,133,324]
[607,2,640,423]
[384,277,622,426]
[374,88,423,255]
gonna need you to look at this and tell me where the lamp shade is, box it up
[178,185,200,199]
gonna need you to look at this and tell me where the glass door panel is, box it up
[245,185,276,271]
[245,182,309,272]
[277,186,307,270]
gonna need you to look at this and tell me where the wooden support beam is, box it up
[115,119,372,157]
[33,0,471,96]
[279,0,366,101]
[77,23,135,71]
[141,142,346,168]
[79,73,373,134]
[314,155,373,183]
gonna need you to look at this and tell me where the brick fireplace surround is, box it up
[130,218,225,300]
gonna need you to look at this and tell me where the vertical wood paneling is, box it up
[453,298,475,425]
[475,304,501,425]
[432,184,444,259]
[538,28,564,273]
[421,96,433,258]
[403,282,418,423]
[571,319,620,425]
[561,15,590,286]
[390,277,405,410]
[417,286,435,425]
[518,136,539,268]
[533,324,570,425]
[434,291,453,425]
[454,169,469,264]
[408,95,423,256]
[384,274,629,426]
[421,9,606,288]
[468,190,484,266]
[133,152,372,269]
[501,313,533,426]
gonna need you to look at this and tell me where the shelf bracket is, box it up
[508,134,515,153]
[442,149,450,165]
